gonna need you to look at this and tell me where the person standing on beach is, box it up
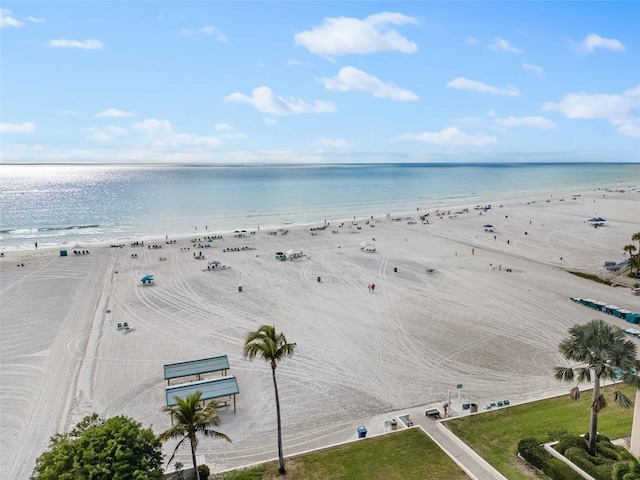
[371,283,376,292]
[368,284,372,292]
[35,242,38,249]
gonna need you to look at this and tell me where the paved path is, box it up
[384,404,508,480]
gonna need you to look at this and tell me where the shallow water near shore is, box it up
[2,163,638,250]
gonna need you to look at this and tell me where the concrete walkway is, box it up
[385,404,508,480]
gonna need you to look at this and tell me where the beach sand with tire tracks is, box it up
[1,188,640,476]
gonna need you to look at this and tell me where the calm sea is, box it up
[1,163,638,250]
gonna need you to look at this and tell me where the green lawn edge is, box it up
[211,428,469,480]
[446,385,635,480]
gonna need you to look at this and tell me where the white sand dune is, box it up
[1,189,639,476]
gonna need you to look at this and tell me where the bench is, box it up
[425,408,441,419]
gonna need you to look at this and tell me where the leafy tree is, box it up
[555,319,640,456]
[243,325,296,475]
[159,391,231,480]
[624,244,637,257]
[31,413,163,480]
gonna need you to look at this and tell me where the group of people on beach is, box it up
[367,283,376,293]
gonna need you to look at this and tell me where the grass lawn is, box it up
[212,428,469,480]
[446,385,635,480]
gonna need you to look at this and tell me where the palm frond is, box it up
[554,366,575,383]
[165,436,188,466]
[592,393,607,413]
[614,391,633,409]
[576,367,591,383]
[569,385,581,401]
[203,428,232,442]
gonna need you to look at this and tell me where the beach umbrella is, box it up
[286,249,302,256]
[483,224,494,228]
[209,260,221,266]
[140,274,154,283]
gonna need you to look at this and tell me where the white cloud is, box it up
[0,8,24,28]
[317,66,418,101]
[214,123,234,131]
[522,63,544,77]
[28,16,45,23]
[132,118,223,148]
[446,77,520,96]
[96,108,135,118]
[468,37,478,45]
[0,122,36,133]
[133,118,175,138]
[225,86,336,116]
[264,117,277,125]
[294,12,418,56]
[581,33,625,53]
[494,116,557,130]
[316,137,350,147]
[178,25,228,43]
[488,37,523,53]
[88,125,128,142]
[49,39,104,49]
[542,85,640,137]
[398,127,497,146]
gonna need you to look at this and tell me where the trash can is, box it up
[357,426,367,438]
[470,403,478,413]
[238,286,243,292]
[390,419,397,431]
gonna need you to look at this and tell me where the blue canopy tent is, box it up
[140,274,154,284]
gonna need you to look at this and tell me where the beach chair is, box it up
[117,323,122,329]
[123,322,129,329]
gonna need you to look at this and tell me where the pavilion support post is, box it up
[234,394,236,413]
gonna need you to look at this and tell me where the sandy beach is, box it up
[2,188,640,477]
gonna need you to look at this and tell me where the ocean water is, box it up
[1,163,638,250]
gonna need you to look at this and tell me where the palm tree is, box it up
[159,391,231,480]
[633,232,640,253]
[243,325,296,475]
[630,255,640,277]
[555,319,640,456]
[624,244,637,257]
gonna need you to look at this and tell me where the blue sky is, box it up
[1,1,639,163]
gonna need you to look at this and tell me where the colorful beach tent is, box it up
[140,274,154,283]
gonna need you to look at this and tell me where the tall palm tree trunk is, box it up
[589,376,600,456]
[272,361,286,475]
[190,439,201,480]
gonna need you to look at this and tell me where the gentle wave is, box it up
[1,224,101,234]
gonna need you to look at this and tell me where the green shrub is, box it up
[198,464,211,479]
[517,437,549,471]
[556,435,587,455]
[542,457,584,480]
[597,443,621,461]
[613,461,631,480]
[566,447,601,479]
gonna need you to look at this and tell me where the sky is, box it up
[1,1,639,164]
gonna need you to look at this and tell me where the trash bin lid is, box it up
[357,426,367,432]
